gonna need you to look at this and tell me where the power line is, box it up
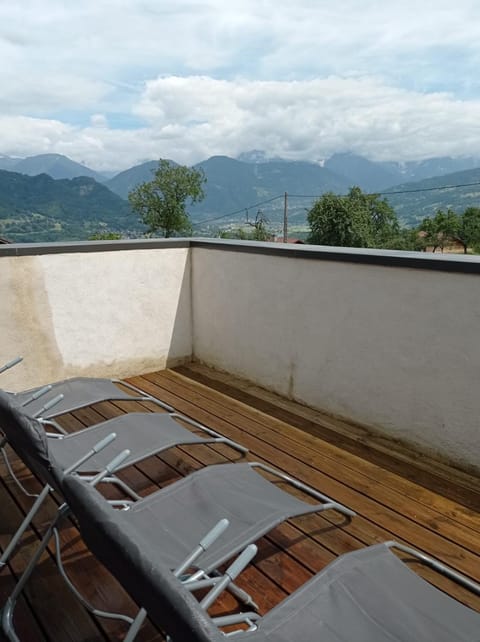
[188,179,480,237]
[288,179,480,200]
[380,180,480,196]
[191,195,283,227]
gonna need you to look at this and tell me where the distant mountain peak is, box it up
[236,150,283,164]
[13,153,103,182]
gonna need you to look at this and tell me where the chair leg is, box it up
[1,505,68,641]
[0,485,51,569]
[124,608,148,642]
[1,447,40,498]
[51,528,135,626]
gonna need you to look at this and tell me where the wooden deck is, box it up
[1,365,479,641]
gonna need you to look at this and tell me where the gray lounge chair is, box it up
[0,422,355,640]
[0,390,247,570]
[55,473,480,641]
[55,458,352,638]
[6,376,174,421]
[92,460,354,574]
[1,354,174,421]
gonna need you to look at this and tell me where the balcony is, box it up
[0,239,479,640]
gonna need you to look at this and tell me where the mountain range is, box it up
[1,151,480,241]
[0,153,106,181]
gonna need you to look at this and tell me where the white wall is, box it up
[192,247,480,470]
[1,248,192,391]
[2,240,479,470]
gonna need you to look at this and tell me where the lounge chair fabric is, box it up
[48,412,221,473]
[61,473,480,642]
[107,461,338,572]
[0,389,246,575]
[8,377,158,419]
[237,543,480,642]
[62,471,223,642]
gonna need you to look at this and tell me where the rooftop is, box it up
[1,365,479,641]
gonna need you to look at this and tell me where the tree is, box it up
[128,159,206,238]
[307,186,399,248]
[246,210,272,241]
[381,227,425,252]
[417,216,439,252]
[457,207,480,253]
[218,210,273,242]
[418,209,461,252]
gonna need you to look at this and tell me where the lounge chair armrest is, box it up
[63,433,118,475]
[20,384,53,407]
[174,519,230,578]
[200,544,258,610]
[32,393,64,419]
[0,356,23,375]
[89,448,131,486]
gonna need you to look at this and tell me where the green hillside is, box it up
[0,170,142,242]
[385,168,480,226]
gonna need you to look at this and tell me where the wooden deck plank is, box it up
[0,365,479,641]
[131,372,480,574]
[173,365,480,526]
[151,369,480,539]
[129,370,480,608]
[178,363,480,506]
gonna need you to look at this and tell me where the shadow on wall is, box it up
[0,248,193,391]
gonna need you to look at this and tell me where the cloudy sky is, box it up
[2,0,480,170]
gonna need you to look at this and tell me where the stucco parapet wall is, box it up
[1,237,480,274]
[0,238,190,256]
[190,239,480,274]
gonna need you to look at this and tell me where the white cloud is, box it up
[2,75,480,170]
[0,116,73,154]
[133,75,480,164]
[1,1,480,167]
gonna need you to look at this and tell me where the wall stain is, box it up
[2,257,63,390]
[287,359,296,399]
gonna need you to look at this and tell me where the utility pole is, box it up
[283,192,288,242]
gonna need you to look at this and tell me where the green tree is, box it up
[418,209,461,252]
[307,186,399,248]
[381,227,425,251]
[417,216,437,251]
[457,207,480,253]
[128,159,206,238]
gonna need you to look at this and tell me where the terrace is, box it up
[0,238,479,640]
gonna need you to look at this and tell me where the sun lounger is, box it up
[53,473,480,642]
[0,390,247,571]
[1,355,175,421]
[0,430,354,639]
